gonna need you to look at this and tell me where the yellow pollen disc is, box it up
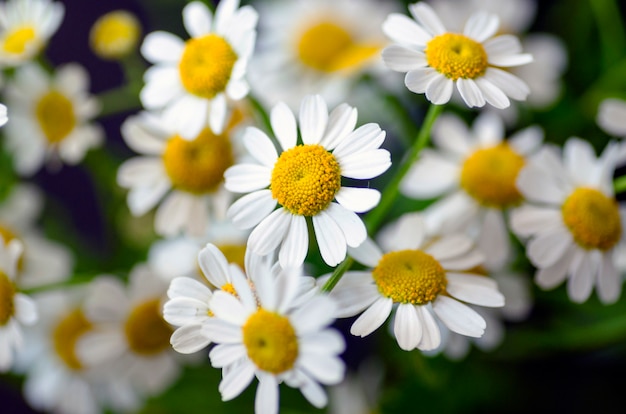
[178,34,238,99]
[89,10,141,60]
[460,144,525,208]
[52,309,93,371]
[220,282,238,297]
[0,271,16,326]
[162,127,234,194]
[561,188,622,251]
[216,244,247,271]
[426,33,488,80]
[124,299,173,356]
[270,144,341,216]
[296,20,380,73]
[35,90,77,144]
[242,309,298,374]
[2,26,37,54]
[372,250,447,304]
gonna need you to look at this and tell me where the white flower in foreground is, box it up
[597,98,626,138]
[4,63,103,176]
[0,0,64,66]
[202,250,345,414]
[401,112,543,269]
[225,94,391,268]
[327,213,504,351]
[381,2,532,108]
[0,237,37,372]
[140,0,257,138]
[510,138,626,304]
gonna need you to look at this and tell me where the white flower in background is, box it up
[511,139,626,304]
[225,94,391,268]
[0,237,37,372]
[381,2,532,108]
[598,98,626,138]
[0,0,64,66]
[401,112,543,269]
[117,109,246,237]
[0,184,73,289]
[0,103,7,126]
[76,265,180,399]
[249,0,396,110]
[3,63,103,176]
[202,249,345,414]
[140,0,257,138]
[327,213,505,352]
[328,360,384,414]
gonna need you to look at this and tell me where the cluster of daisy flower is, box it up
[0,0,625,413]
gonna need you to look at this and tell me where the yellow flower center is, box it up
[2,26,37,55]
[162,128,234,194]
[124,299,173,356]
[35,90,76,144]
[372,250,447,304]
[561,188,622,251]
[0,225,25,272]
[89,10,141,60]
[0,271,16,326]
[216,243,247,271]
[178,34,238,99]
[52,309,93,371]
[296,20,380,73]
[426,33,488,80]
[460,144,525,208]
[270,144,341,216]
[242,308,298,374]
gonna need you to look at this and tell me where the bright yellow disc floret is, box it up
[124,299,173,356]
[0,271,16,326]
[90,10,141,60]
[562,187,622,251]
[270,144,341,216]
[35,90,76,144]
[426,33,488,80]
[2,26,37,55]
[52,308,93,371]
[372,249,447,305]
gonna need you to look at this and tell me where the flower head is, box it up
[89,10,141,60]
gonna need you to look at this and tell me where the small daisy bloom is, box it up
[327,213,505,352]
[0,236,37,372]
[510,138,626,304]
[117,109,245,237]
[0,103,7,126]
[140,0,257,138]
[77,265,180,398]
[381,2,532,108]
[89,10,141,60]
[0,0,64,66]
[4,63,103,176]
[598,98,626,138]
[202,250,345,414]
[225,94,391,268]
[401,111,543,269]
[249,0,395,110]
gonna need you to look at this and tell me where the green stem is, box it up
[321,257,354,292]
[97,85,142,118]
[589,0,626,69]
[614,175,626,193]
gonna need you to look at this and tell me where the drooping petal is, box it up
[394,304,422,351]
[433,296,486,338]
[350,297,393,337]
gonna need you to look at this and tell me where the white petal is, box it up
[381,44,426,72]
[313,211,347,267]
[300,330,346,355]
[409,3,446,36]
[534,244,575,289]
[377,212,426,251]
[219,360,255,401]
[334,187,380,213]
[297,373,328,408]
[291,296,336,335]
[567,250,600,303]
[140,67,182,109]
[209,343,247,367]
[332,123,386,159]
[405,67,441,94]
[473,111,504,148]
[474,77,510,109]
[350,297,393,337]
[598,98,626,136]
[510,205,562,238]
[477,209,509,270]
[526,225,573,268]
[394,304,422,351]
[202,319,243,344]
[433,296,486,338]
[248,208,292,256]
[209,291,249,326]
[13,294,37,325]
[597,252,621,304]
[482,68,530,101]
[255,373,279,414]
[445,274,505,307]
[299,95,328,145]
[425,234,474,261]
[320,103,357,150]
[382,13,431,46]
[484,35,523,57]
[508,125,544,156]
[416,306,441,351]
[183,1,212,36]
[564,138,598,187]
[198,244,231,287]
[516,165,568,204]
[336,149,391,180]
[227,190,276,229]
[167,276,212,301]
[463,12,499,43]
[425,75,454,105]
[243,127,278,167]
[399,151,459,198]
[141,31,184,63]
[347,239,383,268]
[299,354,345,385]
[224,164,271,193]
[278,215,308,268]
[489,53,534,67]
[170,325,211,354]
[457,78,486,108]
[209,94,228,134]
[271,102,297,151]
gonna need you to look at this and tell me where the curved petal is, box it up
[433,296,486,338]
[334,187,380,214]
[183,1,212,37]
[394,304,422,351]
[350,297,393,337]
[299,95,328,145]
[271,102,297,151]
[170,325,211,354]
[248,208,292,256]
[227,190,276,229]
[312,211,347,266]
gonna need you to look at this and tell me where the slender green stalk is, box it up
[614,175,626,194]
[589,0,626,69]
[321,257,354,292]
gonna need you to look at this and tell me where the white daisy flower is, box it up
[0,103,7,126]
[202,250,345,414]
[225,94,391,268]
[0,184,73,289]
[0,0,64,66]
[117,109,246,237]
[327,213,505,352]
[510,138,626,304]
[248,0,396,110]
[0,236,37,372]
[3,63,103,176]
[598,98,626,138]
[76,264,180,399]
[139,0,258,138]
[400,111,543,269]
[381,2,532,108]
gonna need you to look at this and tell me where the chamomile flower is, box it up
[401,112,543,269]
[327,213,505,352]
[117,109,245,237]
[510,138,626,304]
[381,2,532,108]
[249,0,395,110]
[202,250,345,414]
[89,10,141,60]
[225,94,391,268]
[139,0,257,138]
[0,184,73,289]
[597,98,626,138]
[3,63,103,176]
[77,265,180,399]
[0,0,64,66]
[0,237,37,372]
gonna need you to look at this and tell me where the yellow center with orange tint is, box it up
[124,299,173,355]
[0,271,16,326]
[35,90,76,144]
[52,309,93,371]
[426,33,488,80]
